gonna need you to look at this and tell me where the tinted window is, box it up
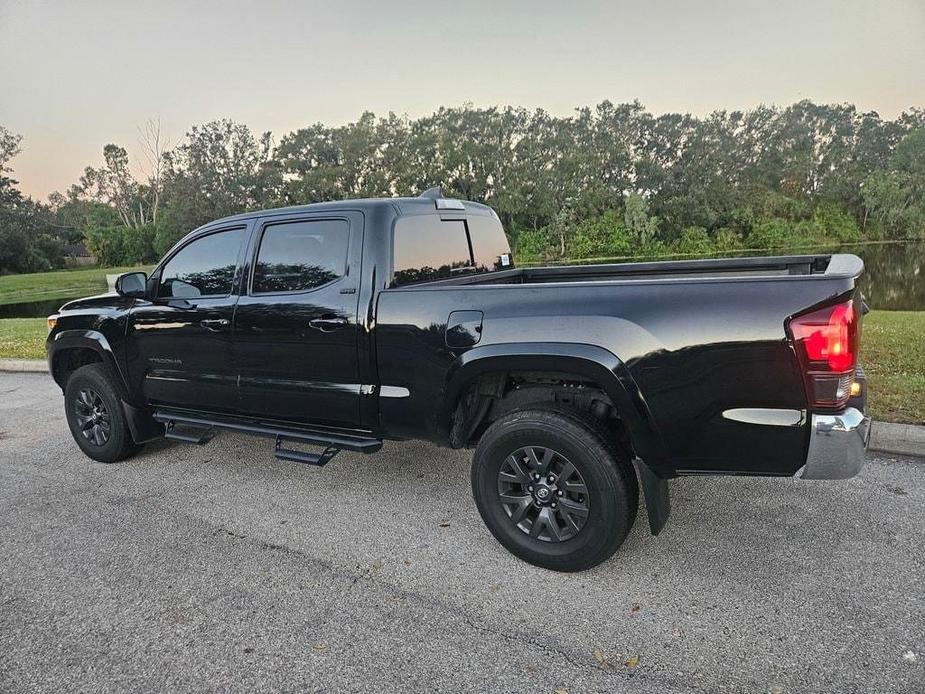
[392,217,472,286]
[467,215,512,272]
[253,219,349,293]
[158,228,245,298]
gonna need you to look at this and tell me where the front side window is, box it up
[392,217,473,286]
[252,219,349,293]
[158,228,245,298]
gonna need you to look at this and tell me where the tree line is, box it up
[1,99,924,274]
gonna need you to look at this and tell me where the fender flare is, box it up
[47,329,128,397]
[48,329,163,444]
[442,342,670,471]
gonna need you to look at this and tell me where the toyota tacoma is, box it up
[46,190,871,571]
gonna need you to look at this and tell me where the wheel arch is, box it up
[48,330,127,397]
[443,342,669,472]
[52,334,162,445]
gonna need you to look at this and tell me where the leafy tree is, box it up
[862,129,925,238]
[623,193,659,245]
[0,126,65,272]
[75,144,149,227]
[18,100,925,271]
[159,120,282,246]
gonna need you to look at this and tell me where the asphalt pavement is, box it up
[1,372,923,693]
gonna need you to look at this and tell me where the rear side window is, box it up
[467,215,512,272]
[158,228,245,298]
[253,219,349,293]
[392,217,472,286]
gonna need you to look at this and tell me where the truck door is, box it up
[233,212,364,428]
[126,225,249,412]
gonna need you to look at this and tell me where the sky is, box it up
[1,0,924,200]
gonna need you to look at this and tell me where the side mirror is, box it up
[115,271,148,298]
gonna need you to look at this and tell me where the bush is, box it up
[673,227,713,256]
[811,203,862,243]
[514,228,551,264]
[153,224,188,257]
[568,210,633,260]
[746,218,807,250]
[750,191,812,222]
[86,224,160,266]
[713,227,744,252]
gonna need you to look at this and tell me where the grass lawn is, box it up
[0,318,48,360]
[861,310,925,425]
[0,310,922,424]
[0,265,152,307]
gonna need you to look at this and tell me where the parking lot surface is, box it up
[1,372,923,693]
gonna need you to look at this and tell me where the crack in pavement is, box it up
[194,517,679,691]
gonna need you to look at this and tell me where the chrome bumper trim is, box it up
[799,408,871,480]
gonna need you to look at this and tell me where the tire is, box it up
[64,363,141,463]
[471,406,638,572]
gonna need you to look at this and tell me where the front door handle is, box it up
[200,318,230,331]
[309,317,348,332]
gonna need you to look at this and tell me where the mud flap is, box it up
[634,459,671,535]
[123,400,166,444]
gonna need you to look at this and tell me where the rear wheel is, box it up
[471,407,638,572]
[64,364,141,463]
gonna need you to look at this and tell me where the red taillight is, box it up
[788,299,859,410]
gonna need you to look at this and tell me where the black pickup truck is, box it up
[47,191,871,571]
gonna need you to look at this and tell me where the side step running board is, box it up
[274,438,340,467]
[164,422,216,445]
[153,409,382,468]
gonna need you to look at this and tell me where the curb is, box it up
[869,421,925,459]
[0,357,922,459]
[0,358,47,373]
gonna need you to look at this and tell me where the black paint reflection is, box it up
[160,265,237,298]
[253,262,339,293]
[393,260,475,286]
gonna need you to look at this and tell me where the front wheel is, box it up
[64,364,141,463]
[471,407,638,572]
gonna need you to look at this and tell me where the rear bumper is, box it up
[799,407,871,480]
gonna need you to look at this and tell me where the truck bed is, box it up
[411,253,863,288]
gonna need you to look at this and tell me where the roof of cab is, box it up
[198,196,495,230]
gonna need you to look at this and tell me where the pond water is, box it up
[569,240,925,311]
[0,241,922,318]
[0,296,87,319]
[847,240,924,311]
[737,240,924,311]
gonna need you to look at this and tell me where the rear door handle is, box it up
[200,318,230,331]
[309,317,348,332]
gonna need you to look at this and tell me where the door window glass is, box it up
[158,228,245,298]
[253,219,349,293]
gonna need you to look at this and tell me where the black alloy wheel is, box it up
[73,387,111,447]
[471,407,639,572]
[497,445,590,542]
[64,363,141,463]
